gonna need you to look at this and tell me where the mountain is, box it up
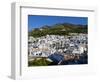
[28,23,87,37]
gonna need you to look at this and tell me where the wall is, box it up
[0,0,100,81]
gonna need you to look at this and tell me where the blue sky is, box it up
[28,15,88,31]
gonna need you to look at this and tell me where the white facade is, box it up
[28,34,88,57]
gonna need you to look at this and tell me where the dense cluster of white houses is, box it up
[28,33,88,58]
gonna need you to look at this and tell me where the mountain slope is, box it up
[28,23,87,37]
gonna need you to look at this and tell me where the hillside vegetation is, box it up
[28,23,87,37]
